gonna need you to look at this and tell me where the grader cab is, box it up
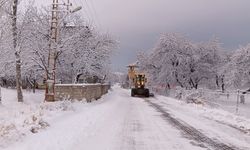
[127,65,150,97]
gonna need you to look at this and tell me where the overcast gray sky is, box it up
[35,0,250,71]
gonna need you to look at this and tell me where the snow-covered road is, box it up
[2,86,250,150]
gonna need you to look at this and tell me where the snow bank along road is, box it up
[3,86,250,150]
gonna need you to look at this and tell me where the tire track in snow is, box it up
[119,100,145,150]
[121,119,142,150]
[145,99,241,150]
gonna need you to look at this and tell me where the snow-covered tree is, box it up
[0,0,14,84]
[12,0,26,101]
[137,33,227,90]
[57,24,116,83]
[186,37,225,90]
[138,33,194,89]
[224,44,250,89]
[0,3,117,88]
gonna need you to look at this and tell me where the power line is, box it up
[76,0,94,26]
[70,0,101,29]
[88,0,102,28]
[83,0,99,28]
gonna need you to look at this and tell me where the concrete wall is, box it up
[55,84,110,102]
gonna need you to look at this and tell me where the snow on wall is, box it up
[55,84,110,102]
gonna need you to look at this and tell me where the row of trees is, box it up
[137,33,249,91]
[0,1,117,101]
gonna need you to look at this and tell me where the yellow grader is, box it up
[127,65,150,97]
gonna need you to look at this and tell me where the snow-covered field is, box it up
[0,88,86,148]
[1,86,250,150]
[207,93,250,119]
[156,88,250,119]
[154,95,250,149]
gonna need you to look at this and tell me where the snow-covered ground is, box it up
[1,86,250,150]
[153,95,250,149]
[0,88,86,148]
[207,93,250,119]
[156,88,250,119]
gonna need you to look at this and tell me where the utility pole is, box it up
[0,87,1,104]
[66,0,70,12]
[12,0,23,102]
[45,0,59,102]
[45,0,80,102]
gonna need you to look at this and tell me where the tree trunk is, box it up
[174,72,184,88]
[167,83,171,89]
[33,79,36,93]
[215,75,219,88]
[221,75,225,93]
[12,0,23,102]
[194,78,200,89]
[189,78,195,89]
[194,83,198,89]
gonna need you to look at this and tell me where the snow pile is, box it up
[157,95,250,136]
[201,109,250,135]
[0,88,85,148]
[187,90,220,106]
[0,121,24,147]
[173,88,250,119]
[172,88,220,107]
